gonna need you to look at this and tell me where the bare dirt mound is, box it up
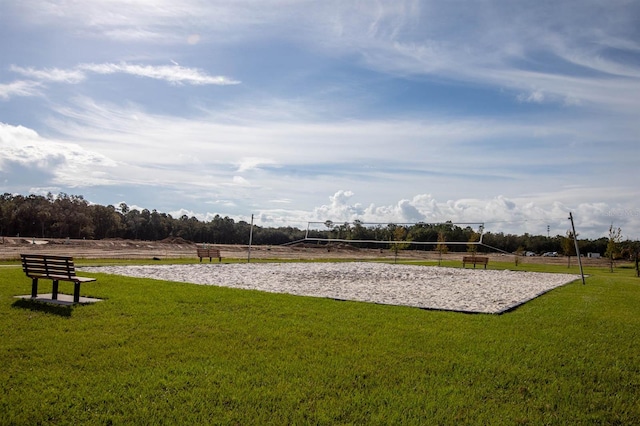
[160,236,192,244]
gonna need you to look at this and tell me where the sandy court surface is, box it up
[81,262,580,314]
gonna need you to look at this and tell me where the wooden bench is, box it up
[462,256,489,269]
[197,247,222,263]
[20,254,96,303]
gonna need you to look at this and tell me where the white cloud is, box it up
[236,157,277,172]
[313,190,363,220]
[0,80,42,100]
[0,122,117,186]
[269,198,292,204]
[6,62,239,88]
[231,176,250,186]
[258,190,638,240]
[78,62,240,85]
[12,0,300,44]
[32,97,634,212]
[517,90,545,104]
[10,65,86,84]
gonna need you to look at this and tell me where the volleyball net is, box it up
[297,221,487,248]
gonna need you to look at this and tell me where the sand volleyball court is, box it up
[81,262,580,314]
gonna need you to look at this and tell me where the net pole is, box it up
[247,214,254,263]
[569,212,586,285]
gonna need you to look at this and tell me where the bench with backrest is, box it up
[462,256,489,269]
[20,254,96,303]
[197,247,222,263]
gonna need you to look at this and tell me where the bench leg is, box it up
[31,278,39,298]
[73,282,81,303]
[52,280,59,300]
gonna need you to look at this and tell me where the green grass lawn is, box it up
[1,260,639,425]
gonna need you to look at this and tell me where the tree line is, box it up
[0,193,303,245]
[0,193,636,259]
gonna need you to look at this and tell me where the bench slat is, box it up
[22,254,77,279]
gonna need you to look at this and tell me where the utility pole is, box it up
[568,212,586,285]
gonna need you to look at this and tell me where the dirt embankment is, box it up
[0,236,610,266]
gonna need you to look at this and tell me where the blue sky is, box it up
[1,0,639,239]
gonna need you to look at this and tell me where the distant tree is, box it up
[124,209,142,239]
[467,231,480,255]
[337,222,351,240]
[624,240,640,278]
[633,241,640,277]
[605,224,622,273]
[436,231,448,266]
[408,223,438,245]
[50,193,93,238]
[514,246,525,267]
[562,230,577,268]
[90,204,123,239]
[390,226,411,263]
[323,220,334,238]
[351,220,369,242]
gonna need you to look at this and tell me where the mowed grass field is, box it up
[1,259,639,425]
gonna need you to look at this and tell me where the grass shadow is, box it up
[11,298,74,317]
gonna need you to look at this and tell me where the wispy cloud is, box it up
[8,62,239,89]
[32,97,635,211]
[313,2,640,113]
[10,65,86,84]
[10,2,639,110]
[78,62,240,85]
[0,80,42,100]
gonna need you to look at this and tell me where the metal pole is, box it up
[569,212,586,285]
[247,214,254,263]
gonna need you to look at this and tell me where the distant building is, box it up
[587,252,601,258]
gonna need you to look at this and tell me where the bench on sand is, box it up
[20,254,96,304]
[462,256,489,269]
[197,247,222,263]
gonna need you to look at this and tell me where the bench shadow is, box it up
[11,299,74,317]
